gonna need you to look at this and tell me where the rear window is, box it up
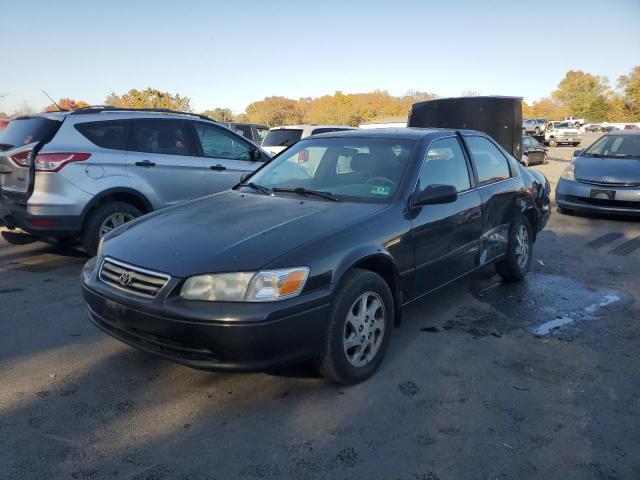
[262,129,303,147]
[75,121,128,150]
[0,117,62,151]
[233,125,253,139]
[310,127,350,135]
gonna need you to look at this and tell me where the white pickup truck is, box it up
[544,121,582,147]
[563,116,586,128]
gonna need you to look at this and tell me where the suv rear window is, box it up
[0,117,62,151]
[75,121,128,150]
[262,129,303,147]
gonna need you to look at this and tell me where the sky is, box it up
[1,0,639,114]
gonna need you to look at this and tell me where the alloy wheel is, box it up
[343,292,386,368]
[515,224,530,269]
[99,212,135,238]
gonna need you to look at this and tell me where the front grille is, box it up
[577,178,640,187]
[99,257,170,298]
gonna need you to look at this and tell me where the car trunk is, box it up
[0,116,63,199]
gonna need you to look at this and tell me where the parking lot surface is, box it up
[1,158,639,479]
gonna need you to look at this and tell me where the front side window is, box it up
[75,121,128,150]
[247,137,416,202]
[465,136,511,186]
[194,123,251,160]
[133,120,194,156]
[419,137,471,193]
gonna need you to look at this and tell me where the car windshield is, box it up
[245,137,416,202]
[262,129,303,147]
[554,122,572,129]
[583,134,640,158]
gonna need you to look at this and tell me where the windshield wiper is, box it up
[237,182,273,195]
[272,187,339,202]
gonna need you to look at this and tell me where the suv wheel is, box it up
[535,127,541,135]
[82,202,141,256]
[495,216,533,282]
[548,138,557,147]
[314,269,393,384]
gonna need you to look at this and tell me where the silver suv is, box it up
[0,107,270,254]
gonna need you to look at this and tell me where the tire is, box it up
[548,138,557,147]
[313,269,394,384]
[495,216,533,282]
[535,127,541,135]
[542,154,548,165]
[573,142,580,147]
[81,202,142,256]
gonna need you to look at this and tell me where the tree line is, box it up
[2,66,638,124]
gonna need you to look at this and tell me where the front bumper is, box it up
[550,136,581,144]
[81,258,333,372]
[556,178,640,215]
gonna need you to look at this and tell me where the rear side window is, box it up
[132,120,194,156]
[75,121,128,150]
[233,125,253,139]
[465,136,511,186]
[0,117,62,150]
[262,129,303,147]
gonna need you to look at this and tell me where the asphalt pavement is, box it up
[1,161,639,480]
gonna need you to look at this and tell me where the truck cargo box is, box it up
[408,96,523,160]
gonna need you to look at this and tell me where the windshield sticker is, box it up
[370,185,390,196]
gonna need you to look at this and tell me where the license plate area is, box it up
[590,189,616,200]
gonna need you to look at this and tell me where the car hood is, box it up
[102,190,386,277]
[575,156,640,185]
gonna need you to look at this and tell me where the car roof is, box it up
[307,127,480,140]
[268,124,354,130]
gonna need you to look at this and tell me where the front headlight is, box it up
[560,163,575,181]
[180,267,310,302]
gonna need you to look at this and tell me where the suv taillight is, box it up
[10,151,31,167]
[35,153,91,172]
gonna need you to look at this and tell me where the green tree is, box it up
[617,65,640,119]
[552,70,611,121]
[201,108,234,122]
[105,88,192,112]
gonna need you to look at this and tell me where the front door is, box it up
[191,122,265,195]
[410,136,483,299]
[126,119,206,209]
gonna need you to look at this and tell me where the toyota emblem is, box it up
[119,272,134,286]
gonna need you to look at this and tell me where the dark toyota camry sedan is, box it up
[556,131,640,216]
[82,129,551,384]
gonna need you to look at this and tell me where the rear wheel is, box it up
[548,138,557,147]
[82,202,141,256]
[495,216,533,282]
[314,269,393,384]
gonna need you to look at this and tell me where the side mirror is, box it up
[573,149,583,157]
[250,148,263,161]
[414,184,458,206]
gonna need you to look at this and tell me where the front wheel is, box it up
[548,138,557,147]
[495,216,533,282]
[314,269,394,384]
[82,202,141,256]
[535,127,541,135]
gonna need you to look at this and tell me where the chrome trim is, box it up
[99,257,170,298]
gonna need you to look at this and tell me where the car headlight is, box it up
[180,267,310,302]
[560,163,575,181]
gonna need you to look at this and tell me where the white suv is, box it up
[261,125,355,156]
[0,107,271,254]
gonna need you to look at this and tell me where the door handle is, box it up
[210,164,227,171]
[135,160,156,167]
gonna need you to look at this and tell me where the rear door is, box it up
[0,116,63,198]
[463,135,523,262]
[126,119,206,208]
[191,122,266,195]
[410,136,483,298]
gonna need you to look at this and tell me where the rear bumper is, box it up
[81,259,333,372]
[0,192,83,235]
[556,179,640,215]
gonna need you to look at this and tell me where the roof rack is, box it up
[69,106,214,122]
